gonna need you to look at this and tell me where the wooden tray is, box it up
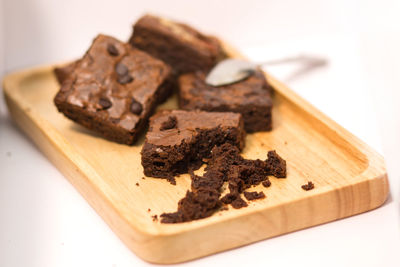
[2,44,388,264]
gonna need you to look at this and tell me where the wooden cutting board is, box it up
[2,43,388,264]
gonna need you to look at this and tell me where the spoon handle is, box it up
[257,54,327,67]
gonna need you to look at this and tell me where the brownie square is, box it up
[129,14,226,74]
[141,110,245,179]
[54,34,173,145]
[178,70,273,132]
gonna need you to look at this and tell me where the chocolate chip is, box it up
[107,43,119,56]
[118,74,133,84]
[115,62,128,76]
[98,97,112,109]
[130,99,143,115]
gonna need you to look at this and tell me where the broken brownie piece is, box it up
[54,34,173,145]
[141,110,245,179]
[178,70,273,132]
[160,188,222,223]
[205,144,285,209]
[129,14,226,74]
[160,143,287,223]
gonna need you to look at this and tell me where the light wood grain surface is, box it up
[2,44,388,264]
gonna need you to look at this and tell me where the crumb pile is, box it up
[160,144,287,223]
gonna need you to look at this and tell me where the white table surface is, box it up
[1,32,399,267]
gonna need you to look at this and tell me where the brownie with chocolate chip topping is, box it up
[141,110,245,179]
[129,14,226,74]
[54,34,173,145]
[178,69,273,132]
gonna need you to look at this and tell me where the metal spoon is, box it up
[205,54,328,87]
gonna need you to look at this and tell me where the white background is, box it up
[1,1,399,267]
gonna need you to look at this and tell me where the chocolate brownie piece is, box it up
[160,143,287,223]
[178,70,273,132]
[54,34,173,145]
[141,110,245,179]
[129,14,226,74]
[54,60,79,84]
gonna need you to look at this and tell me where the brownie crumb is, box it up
[190,169,224,192]
[231,197,248,209]
[244,191,266,201]
[166,176,176,185]
[221,193,238,205]
[160,115,177,131]
[262,179,271,188]
[147,208,151,212]
[265,150,287,178]
[152,215,158,222]
[142,177,145,180]
[135,182,139,186]
[301,181,314,191]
